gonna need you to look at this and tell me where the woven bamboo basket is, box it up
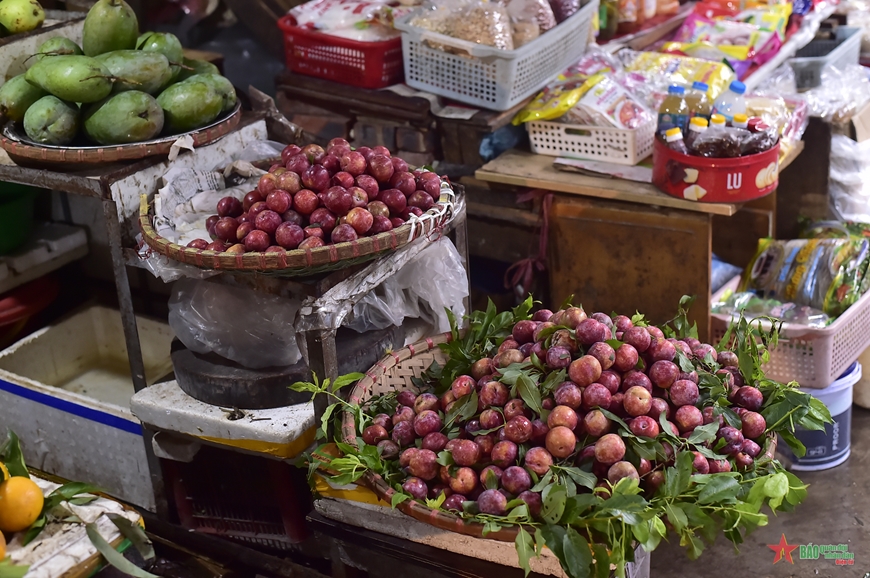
[342,332,779,542]
[0,103,241,167]
[139,179,457,276]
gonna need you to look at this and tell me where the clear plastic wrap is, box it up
[690,126,751,157]
[712,291,831,327]
[828,134,870,222]
[560,74,654,129]
[507,0,557,31]
[344,238,468,334]
[289,0,401,41]
[803,64,870,125]
[452,2,515,49]
[168,279,303,369]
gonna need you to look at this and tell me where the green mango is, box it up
[176,58,219,81]
[0,74,47,122]
[182,73,236,113]
[0,0,44,35]
[82,0,138,56]
[95,50,171,95]
[25,55,113,103]
[136,32,183,82]
[33,37,83,64]
[156,81,221,133]
[23,95,79,146]
[83,90,163,145]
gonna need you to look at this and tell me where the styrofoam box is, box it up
[0,305,174,511]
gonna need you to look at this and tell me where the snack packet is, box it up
[741,237,870,317]
[561,74,654,129]
[620,51,736,99]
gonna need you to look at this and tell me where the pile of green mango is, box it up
[0,0,237,147]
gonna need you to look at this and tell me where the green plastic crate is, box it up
[0,182,37,255]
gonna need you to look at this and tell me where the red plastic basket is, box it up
[278,15,404,89]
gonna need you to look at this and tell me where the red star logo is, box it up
[768,534,799,564]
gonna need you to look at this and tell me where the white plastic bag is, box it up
[168,279,303,369]
[829,134,870,222]
[345,238,467,334]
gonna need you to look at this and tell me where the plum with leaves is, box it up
[607,461,639,484]
[546,346,572,370]
[491,441,518,468]
[568,355,601,388]
[675,405,703,433]
[478,489,508,515]
[451,375,476,399]
[733,386,763,411]
[504,399,529,420]
[448,467,478,495]
[718,351,739,367]
[443,494,466,511]
[501,466,532,494]
[422,432,448,452]
[584,410,611,437]
[547,406,578,430]
[363,425,388,445]
[414,393,439,414]
[403,477,428,500]
[504,416,533,443]
[594,433,625,465]
[741,411,766,439]
[409,449,439,480]
[582,383,612,411]
[377,440,399,459]
[451,440,481,466]
[545,426,576,458]
[480,465,503,487]
[524,447,553,476]
[392,406,414,425]
[392,420,416,446]
[669,380,700,407]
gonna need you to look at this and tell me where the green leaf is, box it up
[664,503,688,532]
[778,429,806,458]
[539,525,567,567]
[320,403,338,438]
[68,496,98,506]
[531,469,554,492]
[591,544,610,578]
[558,466,597,491]
[107,514,155,561]
[483,468,500,490]
[512,296,535,321]
[0,430,29,478]
[664,451,694,497]
[331,372,365,392]
[517,373,543,416]
[0,561,29,578]
[633,517,663,552]
[289,380,320,394]
[445,391,478,428]
[21,515,46,545]
[698,476,740,504]
[680,531,704,560]
[763,472,789,510]
[563,528,593,578]
[85,523,160,578]
[49,481,102,502]
[541,483,567,524]
[508,504,530,520]
[391,492,411,508]
[515,526,535,577]
[687,421,720,445]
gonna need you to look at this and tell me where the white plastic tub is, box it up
[0,305,174,510]
[778,362,858,471]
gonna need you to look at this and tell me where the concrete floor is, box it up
[651,405,870,578]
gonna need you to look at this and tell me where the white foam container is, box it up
[779,361,859,471]
[0,305,174,510]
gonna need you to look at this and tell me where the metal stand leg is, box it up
[306,328,339,435]
[102,198,169,518]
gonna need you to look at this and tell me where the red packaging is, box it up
[651,138,780,203]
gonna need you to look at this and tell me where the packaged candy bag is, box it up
[561,74,654,129]
[452,2,514,50]
[620,51,736,100]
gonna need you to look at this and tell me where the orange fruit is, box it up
[0,477,43,533]
[0,529,5,559]
[0,463,8,482]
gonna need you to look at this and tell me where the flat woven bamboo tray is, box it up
[342,332,778,541]
[0,102,241,167]
[139,180,457,276]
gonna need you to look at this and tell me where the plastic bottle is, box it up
[711,80,747,123]
[643,0,656,21]
[658,85,689,133]
[656,0,679,16]
[598,0,619,40]
[685,81,711,120]
[732,113,748,129]
[685,117,708,151]
[617,0,643,35]
[710,114,726,128]
[664,127,688,154]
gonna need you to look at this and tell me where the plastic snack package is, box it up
[291,0,393,30]
[507,0,557,31]
[451,1,515,50]
[513,47,621,123]
[741,237,870,317]
[620,50,736,100]
[561,74,654,129]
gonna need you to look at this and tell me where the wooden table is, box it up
[475,146,804,339]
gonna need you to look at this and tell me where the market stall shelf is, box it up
[0,223,88,295]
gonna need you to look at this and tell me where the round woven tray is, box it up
[343,333,779,542]
[0,102,241,167]
[139,180,457,277]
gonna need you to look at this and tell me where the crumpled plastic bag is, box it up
[344,238,468,334]
[168,278,302,369]
[803,65,870,124]
[829,135,870,223]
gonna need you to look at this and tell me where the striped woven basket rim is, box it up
[138,180,456,275]
[343,332,779,542]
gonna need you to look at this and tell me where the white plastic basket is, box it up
[790,26,861,90]
[526,119,656,165]
[711,276,870,389]
[393,0,598,112]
